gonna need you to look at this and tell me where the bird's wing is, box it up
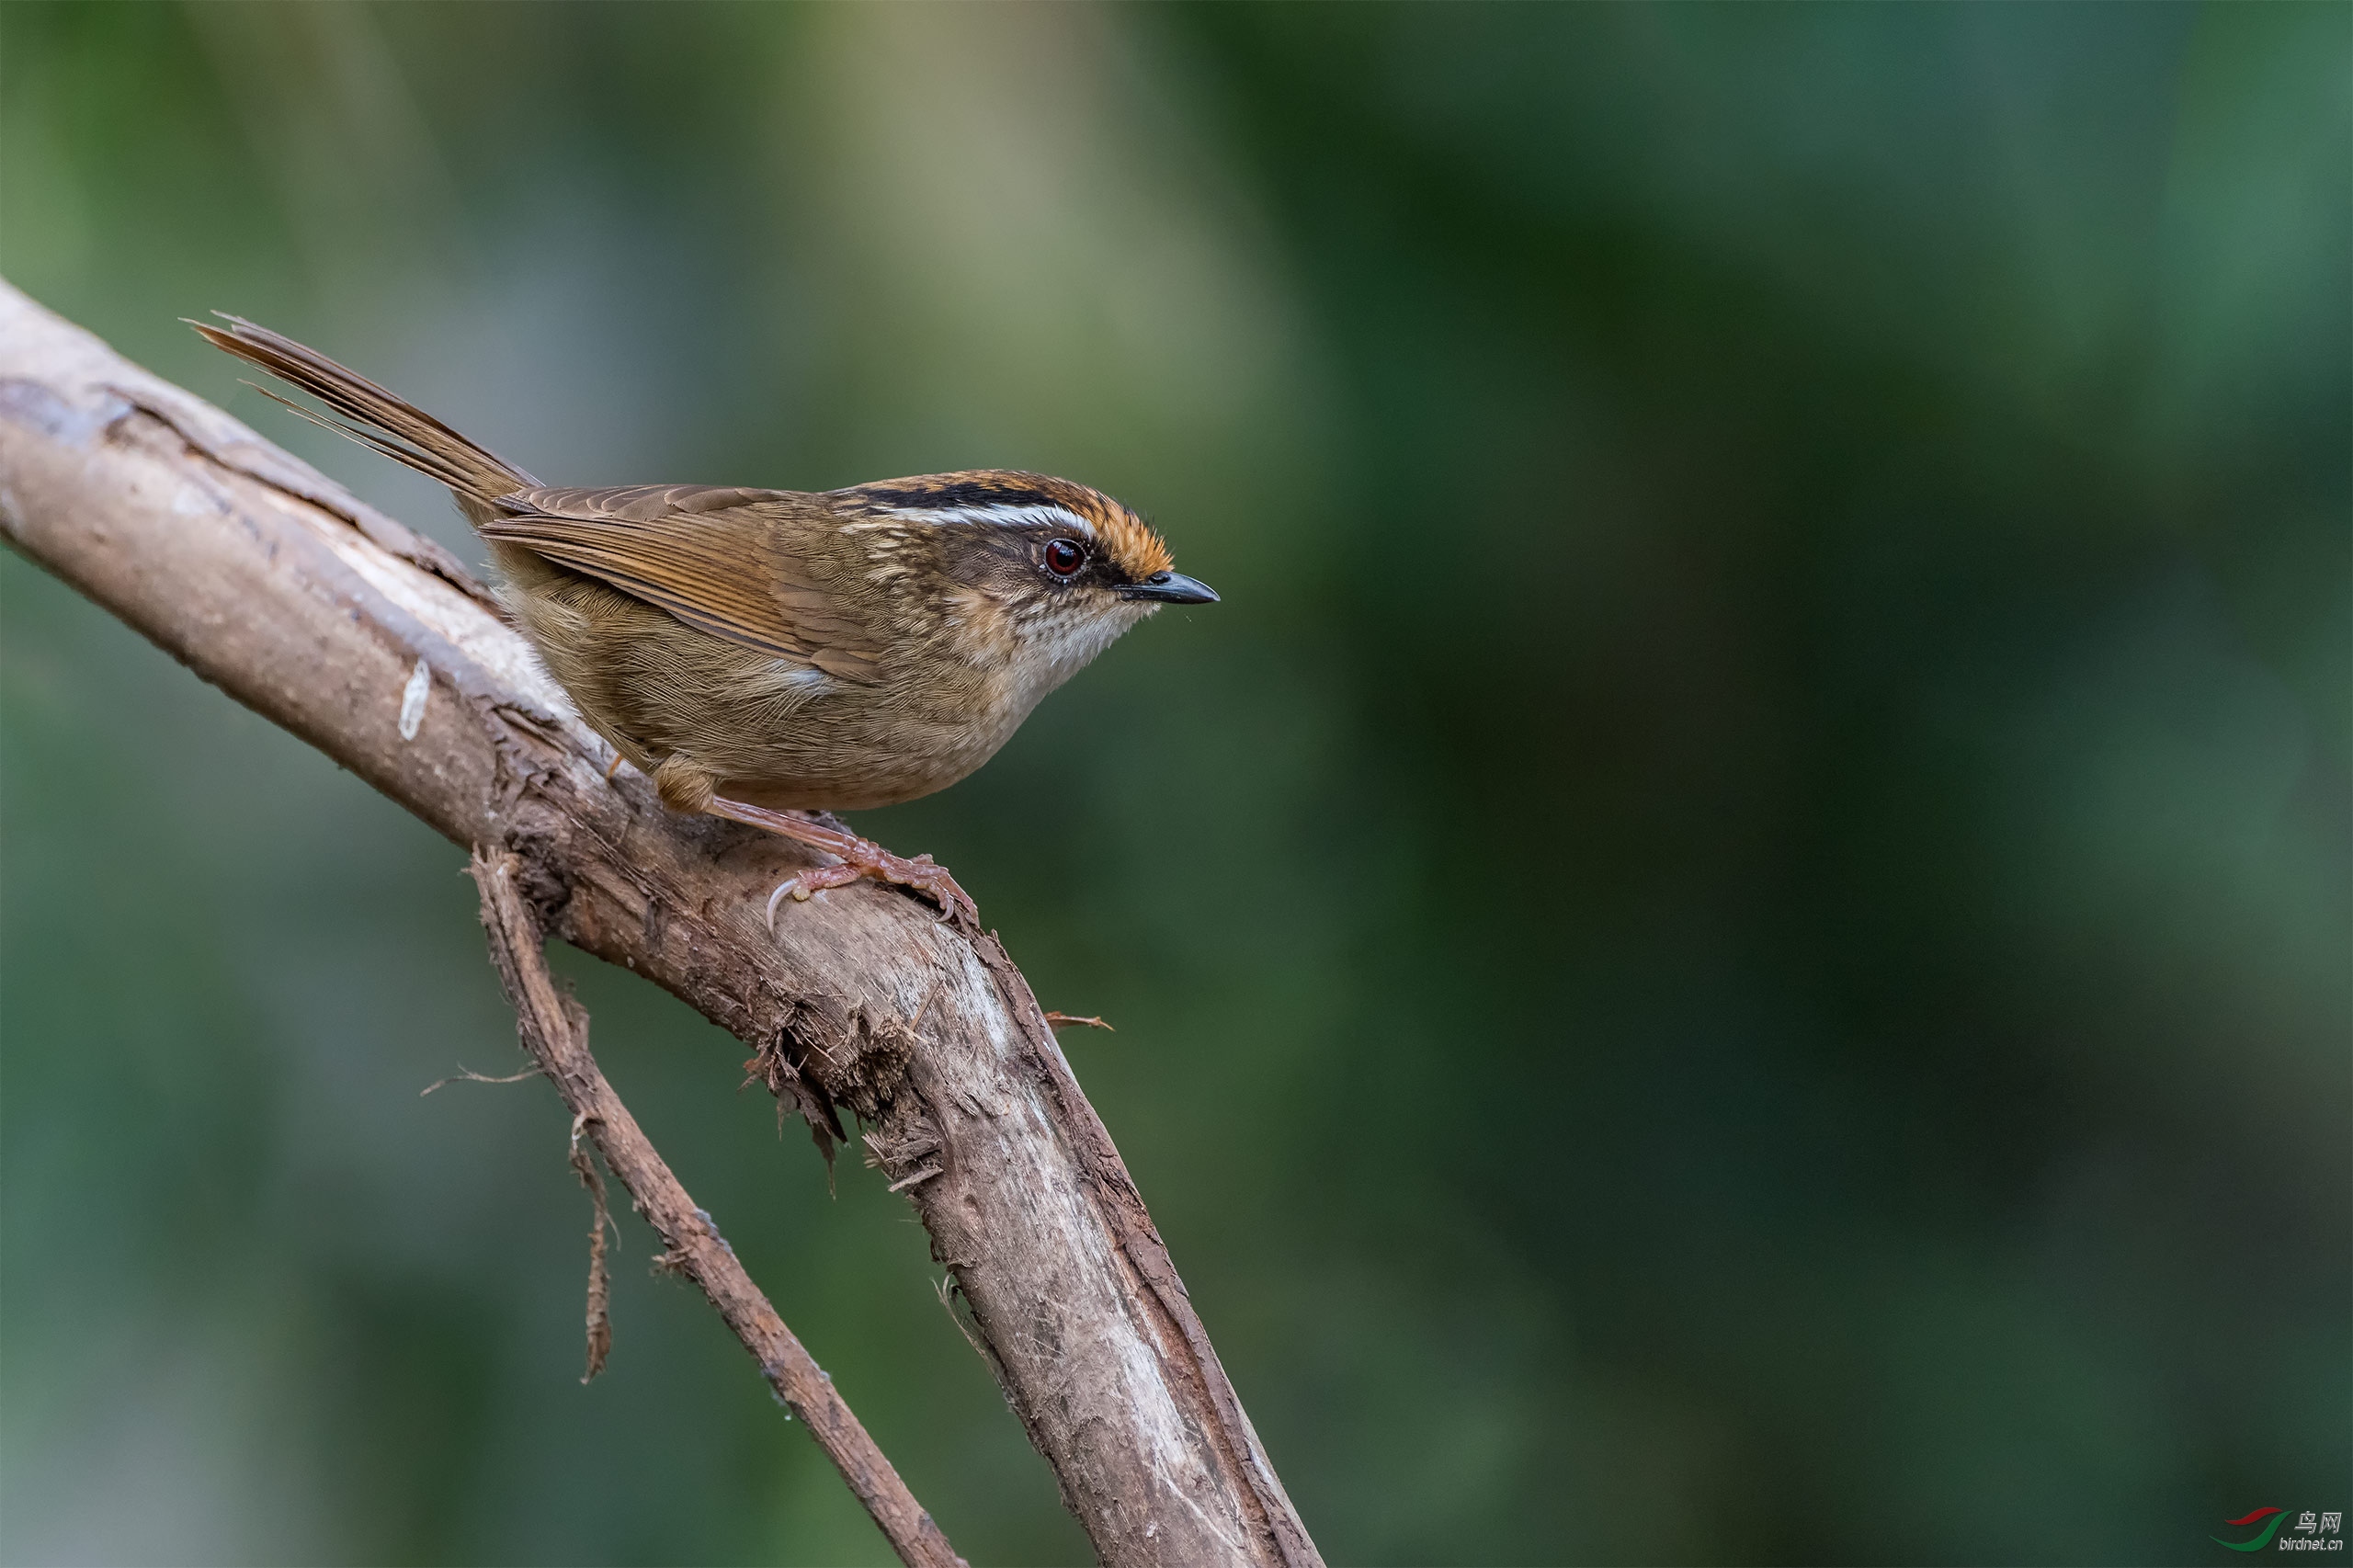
[478,484,883,683]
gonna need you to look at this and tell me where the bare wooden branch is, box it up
[0,279,1320,1568]
[469,848,964,1568]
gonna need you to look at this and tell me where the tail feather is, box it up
[189,313,539,503]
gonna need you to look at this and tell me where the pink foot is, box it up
[705,798,977,926]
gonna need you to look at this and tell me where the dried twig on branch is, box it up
[470,847,962,1568]
[0,279,1318,1568]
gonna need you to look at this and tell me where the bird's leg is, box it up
[704,797,977,927]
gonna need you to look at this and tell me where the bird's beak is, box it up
[1119,571,1220,605]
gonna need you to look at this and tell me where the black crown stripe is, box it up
[856,482,1074,514]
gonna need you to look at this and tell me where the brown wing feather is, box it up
[478,486,882,682]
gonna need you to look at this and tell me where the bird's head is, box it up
[830,471,1217,689]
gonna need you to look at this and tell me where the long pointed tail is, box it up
[190,313,539,504]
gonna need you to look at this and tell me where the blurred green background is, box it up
[2,4,2346,1564]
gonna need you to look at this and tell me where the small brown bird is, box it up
[193,314,1216,923]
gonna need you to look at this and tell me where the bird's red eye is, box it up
[1043,539,1086,578]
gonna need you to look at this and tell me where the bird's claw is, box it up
[709,796,977,928]
[764,876,811,928]
[763,846,976,928]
